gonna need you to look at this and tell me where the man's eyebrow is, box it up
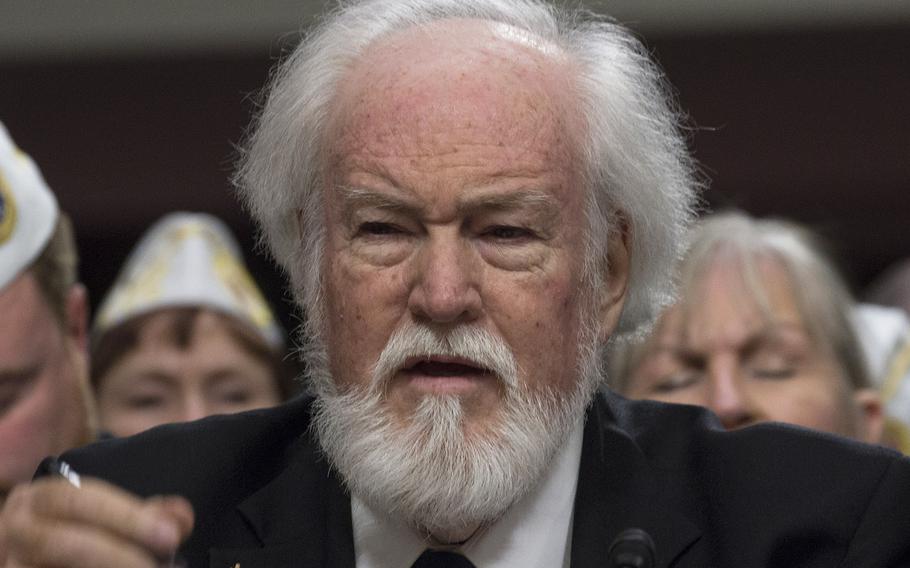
[456,189,560,218]
[336,185,561,218]
[335,186,422,215]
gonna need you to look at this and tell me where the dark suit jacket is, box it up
[55,391,910,567]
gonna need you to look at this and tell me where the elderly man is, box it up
[3,1,910,567]
[0,122,96,507]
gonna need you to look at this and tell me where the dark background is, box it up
[2,13,908,333]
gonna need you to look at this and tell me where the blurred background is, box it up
[2,0,908,332]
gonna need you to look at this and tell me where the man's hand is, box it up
[0,478,193,567]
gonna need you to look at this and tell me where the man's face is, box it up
[623,257,876,440]
[318,21,594,434]
[0,271,91,501]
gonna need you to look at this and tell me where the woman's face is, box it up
[623,258,880,442]
[95,310,281,437]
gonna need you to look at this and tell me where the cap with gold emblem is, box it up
[93,212,284,348]
[0,121,59,292]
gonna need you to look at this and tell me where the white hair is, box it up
[311,320,601,535]
[234,0,700,340]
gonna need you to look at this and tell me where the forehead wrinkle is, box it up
[336,184,561,221]
[333,140,568,197]
[455,188,560,220]
[336,126,563,164]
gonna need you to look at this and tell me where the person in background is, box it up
[90,212,297,437]
[611,211,884,444]
[0,122,96,506]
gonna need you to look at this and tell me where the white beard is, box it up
[308,322,604,538]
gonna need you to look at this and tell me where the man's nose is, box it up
[706,360,759,430]
[407,234,482,324]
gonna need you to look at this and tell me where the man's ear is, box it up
[853,388,884,445]
[64,283,89,353]
[598,218,631,342]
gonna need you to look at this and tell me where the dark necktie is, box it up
[411,549,477,568]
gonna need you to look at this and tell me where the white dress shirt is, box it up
[352,418,585,567]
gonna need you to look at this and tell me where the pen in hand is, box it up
[40,457,81,487]
[38,458,187,568]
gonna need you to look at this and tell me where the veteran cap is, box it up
[854,303,910,454]
[94,212,283,349]
[0,121,60,292]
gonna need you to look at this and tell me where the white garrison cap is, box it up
[854,303,910,453]
[94,212,284,348]
[854,303,910,384]
[0,121,60,292]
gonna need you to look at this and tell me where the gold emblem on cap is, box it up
[0,172,17,245]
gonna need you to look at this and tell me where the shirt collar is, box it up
[352,418,585,568]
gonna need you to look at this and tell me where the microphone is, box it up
[608,528,656,568]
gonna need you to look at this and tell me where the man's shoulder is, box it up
[58,395,320,499]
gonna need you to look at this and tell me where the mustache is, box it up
[369,324,519,393]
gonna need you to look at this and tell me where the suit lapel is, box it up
[206,393,700,567]
[570,394,701,568]
[209,431,355,568]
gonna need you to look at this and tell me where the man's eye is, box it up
[357,222,405,236]
[484,226,533,241]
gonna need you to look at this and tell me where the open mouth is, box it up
[396,356,497,395]
[401,356,493,378]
